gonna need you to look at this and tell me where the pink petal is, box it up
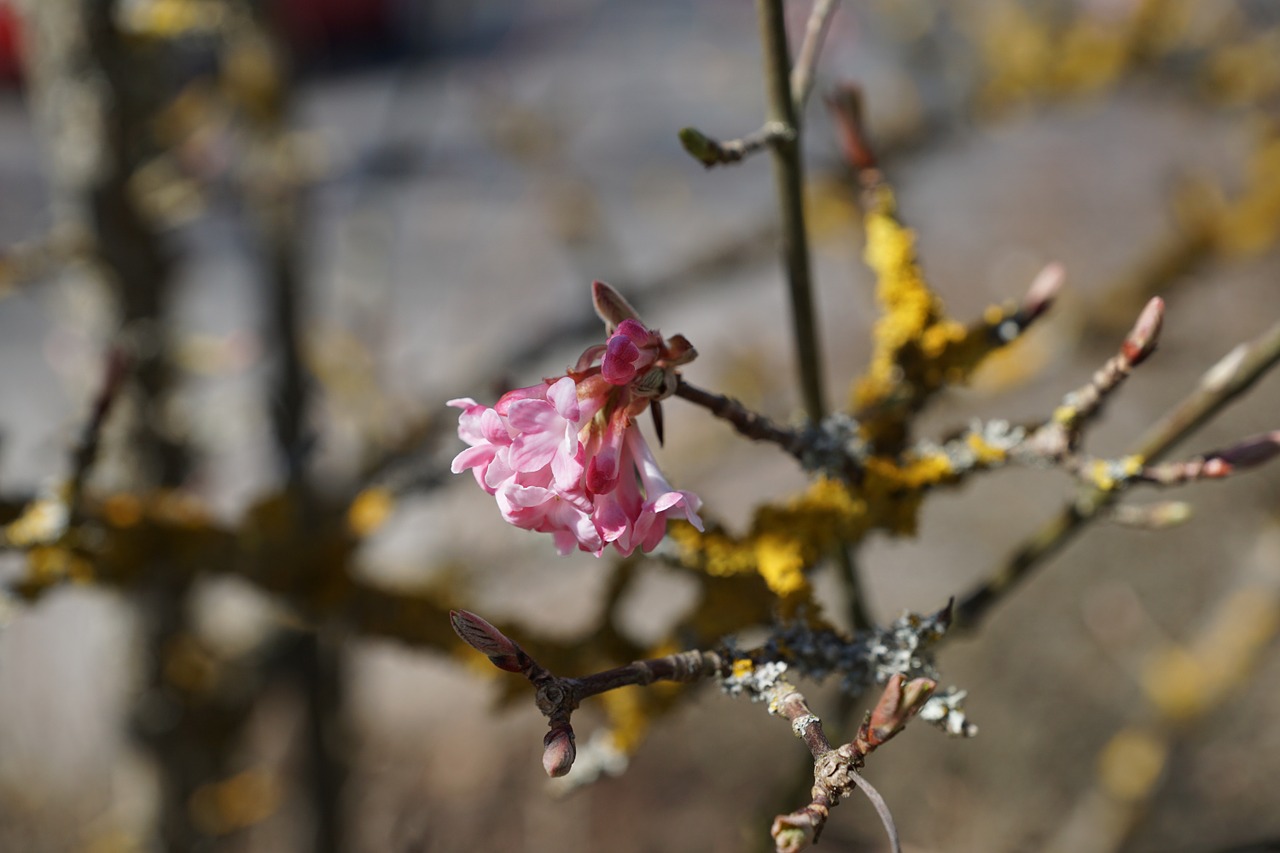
[545,376,581,421]
[551,444,585,493]
[478,408,511,445]
[451,444,494,475]
[494,383,548,416]
[482,450,515,491]
[508,400,567,472]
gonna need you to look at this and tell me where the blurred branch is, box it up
[66,348,131,517]
[790,0,841,109]
[1045,526,1280,853]
[678,124,793,169]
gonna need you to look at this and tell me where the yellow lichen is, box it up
[966,433,1008,466]
[754,534,807,598]
[855,185,948,414]
[601,686,650,755]
[1215,131,1280,256]
[670,458,957,598]
[852,184,1018,448]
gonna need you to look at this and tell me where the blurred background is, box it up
[1,1,1279,851]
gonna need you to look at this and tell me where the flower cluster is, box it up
[449,283,703,556]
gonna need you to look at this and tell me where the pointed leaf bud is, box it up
[449,610,526,673]
[663,333,697,366]
[1018,262,1064,326]
[933,597,955,632]
[1121,297,1164,366]
[868,674,936,744]
[678,127,725,168]
[900,678,937,715]
[868,673,905,735]
[592,280,641,333]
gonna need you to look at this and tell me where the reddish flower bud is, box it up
[1211,431,1280,472]
[542,725,576,778]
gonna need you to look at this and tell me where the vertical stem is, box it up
[757,0,826,424]
[757,0,869,629]
[838,548,874,631]
[298,630,346,853]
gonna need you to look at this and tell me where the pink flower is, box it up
[449,282,703,556]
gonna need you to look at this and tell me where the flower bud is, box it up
[542,725,576,778]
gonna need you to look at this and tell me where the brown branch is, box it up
[450,609,725,777]
[1132,430,1280,485]
[956,316,1280,631]
[451,606,941,853]
[768,673,935,853]
[674,378,805,456]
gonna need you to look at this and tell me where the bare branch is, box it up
[674,378,805,456]
[790,0,841,109]
[957,317,1280,631]
[680,0,841,171]
[678,123,793,169]
[66,347,131,515]
[768,673,932,853]
[1025,296,1165,456]
[450,609,725,778]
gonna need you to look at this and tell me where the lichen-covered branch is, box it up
[452,603,954,852]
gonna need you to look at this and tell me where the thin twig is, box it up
[768,673,932,853]
[65,347,130,517]
[790,0,841,109]
[450,609,724,777]
[681,0,840,170]
[837,547,874,632]
[674,378,804,455]
[758,0,826,424]
[678,123,793,168]
[956,318,1280,631]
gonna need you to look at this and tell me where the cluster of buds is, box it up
[449,282,703,556]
